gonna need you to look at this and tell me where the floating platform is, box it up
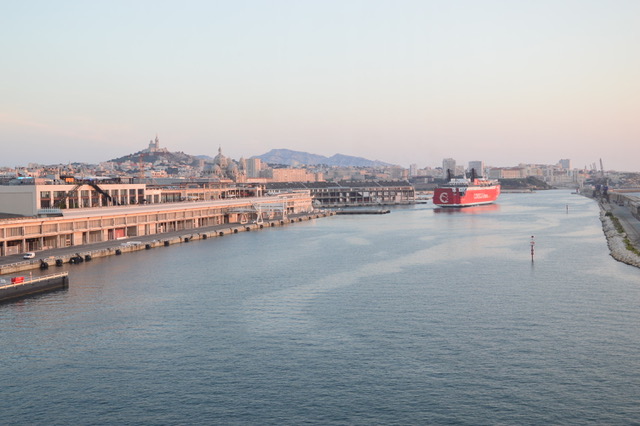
[0,272,69,304]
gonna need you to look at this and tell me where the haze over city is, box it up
[1,1,639,171]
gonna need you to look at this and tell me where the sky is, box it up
[1,0,639,171]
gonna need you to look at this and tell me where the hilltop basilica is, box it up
[139,136,247,181]
[143,135,169,154]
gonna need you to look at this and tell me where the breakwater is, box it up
[599,208,640,268]
[586,191,640,268]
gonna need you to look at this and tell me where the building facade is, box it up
[442,158,456,178]
[0,192,313,256]
[266,181,416,207]
[0,179,264,217]
[468,161,485,177]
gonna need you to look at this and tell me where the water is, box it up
[2,190,640,425]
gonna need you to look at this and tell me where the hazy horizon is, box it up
[0,145,628,173]
[2,1,639,171]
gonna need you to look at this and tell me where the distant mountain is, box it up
[253,149,393,167]
[325,153,393,167]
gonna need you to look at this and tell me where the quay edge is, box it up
[0,211,335,276]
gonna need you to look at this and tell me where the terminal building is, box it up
[0,178,310,256]
[265,181,416,207]
[0,175,415,257]
[0,176,264,217]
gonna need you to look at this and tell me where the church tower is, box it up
[148,134,160,152]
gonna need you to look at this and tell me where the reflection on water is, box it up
[433,203,501,214]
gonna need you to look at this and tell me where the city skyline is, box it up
[2,1,639,171]
[0,135,598,173]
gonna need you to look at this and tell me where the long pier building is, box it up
[0,179,312,256]
[265,181,416,207]
[0,177,264,217]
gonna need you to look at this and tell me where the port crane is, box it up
[591,158,609,201]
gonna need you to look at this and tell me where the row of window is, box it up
[39,189,144,198]
[0,208,227,239]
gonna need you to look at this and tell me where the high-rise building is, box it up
[389,166,406,180]
[246,158,262,178]
[559,159,571,170]
[468,161,484,177]
[442,158,456,178]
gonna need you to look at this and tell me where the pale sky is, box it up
[1,0,639,171]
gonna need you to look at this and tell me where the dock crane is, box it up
[593,158,609,202]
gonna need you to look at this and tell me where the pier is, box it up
[0,272,69,304]
[0,211,335,276]
[0,192,314,257]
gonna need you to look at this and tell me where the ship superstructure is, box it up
[433,170,500,207]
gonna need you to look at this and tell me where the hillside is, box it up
[109,150,200,166]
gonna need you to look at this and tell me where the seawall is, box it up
[599,208,640,268]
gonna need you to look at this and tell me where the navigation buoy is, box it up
[530,235,535,262]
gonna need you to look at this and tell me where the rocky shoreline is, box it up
[599,209,640,268]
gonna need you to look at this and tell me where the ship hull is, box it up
[433,185,500,207]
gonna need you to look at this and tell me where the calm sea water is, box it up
[2,190,640,425]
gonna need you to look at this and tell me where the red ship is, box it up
[433,171,500,208]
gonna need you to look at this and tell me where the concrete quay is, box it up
[0,211,335,276]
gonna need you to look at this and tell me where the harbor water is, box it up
[2,190,640,425]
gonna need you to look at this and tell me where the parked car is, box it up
[23,252,35,259]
